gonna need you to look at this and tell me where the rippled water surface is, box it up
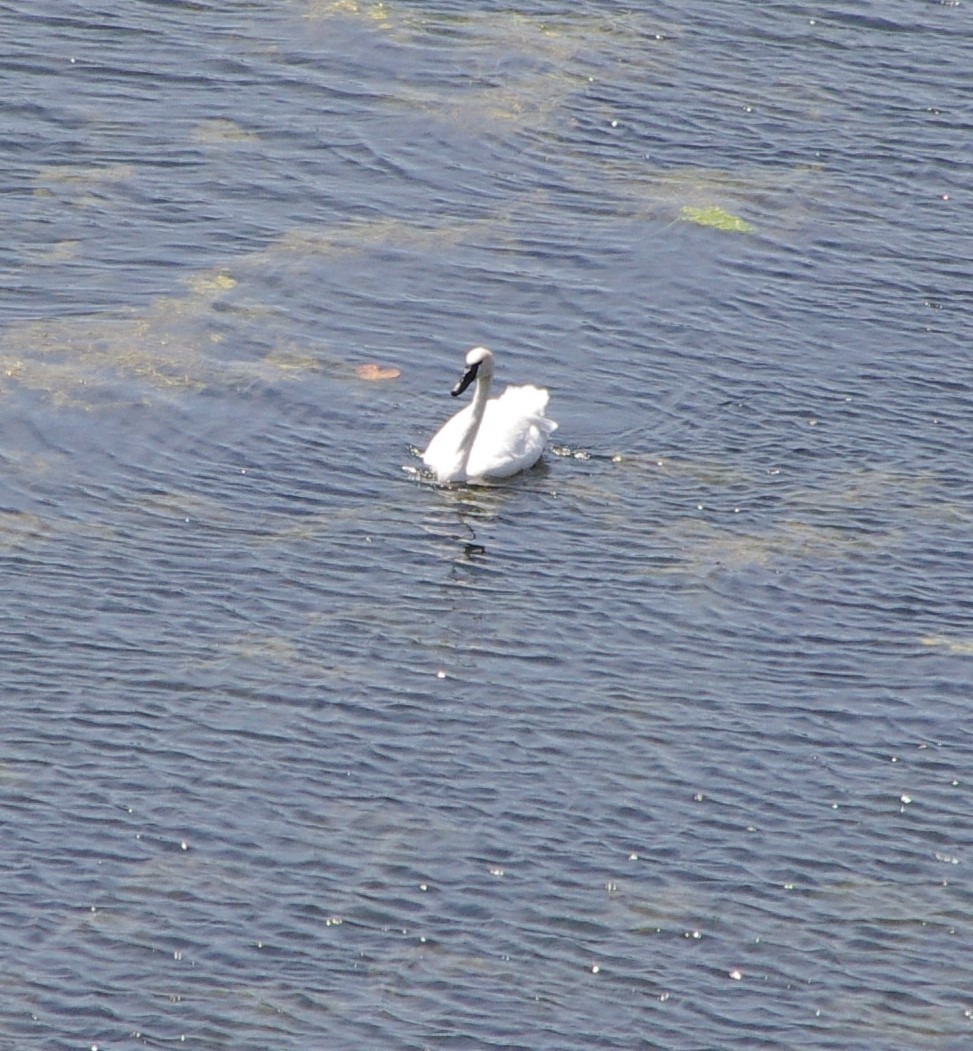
[2,1,972,1048]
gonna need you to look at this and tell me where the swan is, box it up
[422,346,557,484]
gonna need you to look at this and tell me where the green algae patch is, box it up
[23,240,82,265]
[262,346,322,376]
[271,215,488,259]
[305,0,392,26]
[0,315,205,403]
[190,119,260,145]
[679,520,882,569]
[0,269,240,404]
[186,271,237,296]
[301,5,648,133]
[34,163,136,189]
[574,159,819,232]
[0,508,116,552]
[679,205,754,233]
[920,635,973,656]
[0,512,52,551]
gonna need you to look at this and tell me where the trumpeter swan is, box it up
[422,346,557,483]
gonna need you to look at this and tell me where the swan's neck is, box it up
[456,371,491,476]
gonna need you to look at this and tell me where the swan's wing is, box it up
[494,384,552,420]
[422,403,474,482]
[466,385,558,480]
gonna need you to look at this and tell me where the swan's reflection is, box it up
[420,479,511,563]
[418,457,557,567]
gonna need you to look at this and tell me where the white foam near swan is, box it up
[422,346,557,484]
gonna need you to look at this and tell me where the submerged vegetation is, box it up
[4,3,810,416]
[920,635,973,656]
[679,204,754,233]
[0,269,242,404]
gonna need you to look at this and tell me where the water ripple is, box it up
[2,1,973,1049]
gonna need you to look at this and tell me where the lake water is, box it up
[2,1,972,1048]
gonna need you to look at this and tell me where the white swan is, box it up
[422,346,557,484]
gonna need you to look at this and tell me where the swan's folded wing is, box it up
[494,384,550,417]
[494,385,557,437]
[465,385,557,479]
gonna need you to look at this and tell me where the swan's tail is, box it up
[497,384,557,432]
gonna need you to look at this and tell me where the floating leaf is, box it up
[355,363,400,381]
[679,205,753,233]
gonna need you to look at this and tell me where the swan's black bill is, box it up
[451,361,479,397]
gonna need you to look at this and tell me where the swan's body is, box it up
[422,346,557,484]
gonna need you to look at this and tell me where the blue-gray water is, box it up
[2,1,972,1048]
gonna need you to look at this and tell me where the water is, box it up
[2,1,972,1048]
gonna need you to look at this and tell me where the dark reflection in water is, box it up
[1,1,972,1049]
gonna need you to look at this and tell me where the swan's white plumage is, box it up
[422,347,557,483]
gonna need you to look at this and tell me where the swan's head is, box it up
[451,346,494,397]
